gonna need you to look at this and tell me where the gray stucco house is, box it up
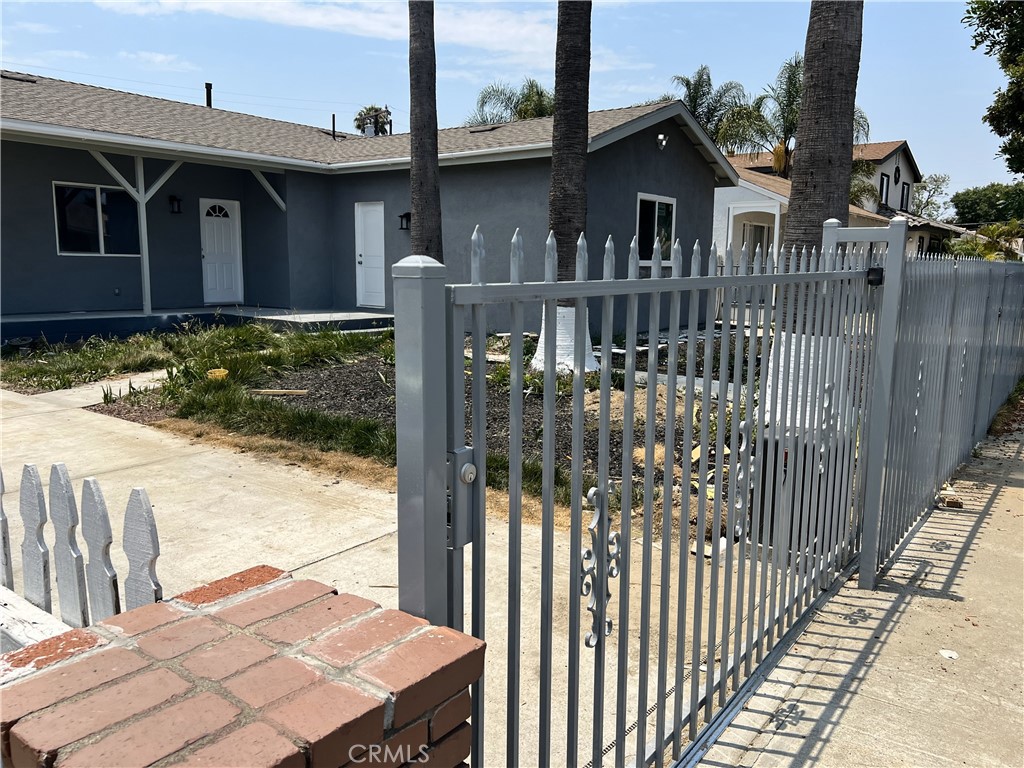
[0,70,737,337]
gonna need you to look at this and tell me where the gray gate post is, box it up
[858,217,909,589]
[393,255,449,625]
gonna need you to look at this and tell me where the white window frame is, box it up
[635,192,677,269]
[52,181,141,257]
[879,173,891,206]
[899,182,911,212]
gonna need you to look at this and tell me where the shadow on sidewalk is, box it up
[702,435,1022,766]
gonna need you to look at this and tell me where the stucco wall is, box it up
[588,118,715,277]
[0,140,291,315]
[330,158,552,315]
[1,140,143,314]
[4,124,723,329]
[712,184,781,251]
[146,160,252,310]
[242,171,290,308]
[285,172,333,309]
[867,149,916,213]
[330,168,409,313]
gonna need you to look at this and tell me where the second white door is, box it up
[354,201,385,308]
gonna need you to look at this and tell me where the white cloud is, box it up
[95,1,407,38]
[93,1,651,84]
[118,50,198,72]
[9,22,59,34]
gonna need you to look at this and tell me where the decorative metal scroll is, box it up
[581,486,621,648]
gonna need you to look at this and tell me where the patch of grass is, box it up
[1,320,393,394]
[175,379,397,465]
[1,333,175,392]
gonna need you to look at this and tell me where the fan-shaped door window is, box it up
[205,204,230,218]
[199,198,242,304]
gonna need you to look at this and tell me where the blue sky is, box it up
[1,1,1016,203]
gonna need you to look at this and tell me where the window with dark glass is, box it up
[637,196,675,265]
[54,183,140,255]
[899,182,911,212]
[879,173,890,206]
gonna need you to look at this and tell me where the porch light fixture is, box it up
[168,195,183,215]
[656,133,668,151]
[398,211,411,231]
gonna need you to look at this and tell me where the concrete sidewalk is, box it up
[700,428,1024,768]
[1,379,402,606]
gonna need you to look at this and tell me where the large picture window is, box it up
[636,193,675,267]
[53,183,140,256]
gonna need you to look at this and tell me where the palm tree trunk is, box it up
[784,0,864,250]
[409,0,443,262]
[549,0,591,280]
[533,0,597,373]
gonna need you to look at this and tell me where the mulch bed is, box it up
[271,357,632,483]
[87,391,175,424]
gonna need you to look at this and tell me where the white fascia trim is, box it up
[330,143,552,174]
[3,119,317,173]
[3,118,554,175]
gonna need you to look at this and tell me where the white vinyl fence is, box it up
[392,216,1024,767]
[1,464,161,652]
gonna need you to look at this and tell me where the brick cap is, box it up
[175,565,288,606]
[0,629,103,679]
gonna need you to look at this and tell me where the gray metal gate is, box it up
[392,217,1024,767]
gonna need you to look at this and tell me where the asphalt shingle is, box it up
[0,71,678,168]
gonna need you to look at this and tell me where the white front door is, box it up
[354,201,385,308]
[200,198,243,304]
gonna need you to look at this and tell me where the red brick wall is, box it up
[0,566,484,768]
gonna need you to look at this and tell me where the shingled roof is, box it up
[735,167,889,224]
[0,71,737,184]
[727,140,922,181]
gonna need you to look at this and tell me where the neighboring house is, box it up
[717,140,961,255]
[0,71,737,336]
[713,166,889,258]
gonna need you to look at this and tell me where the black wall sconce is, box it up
[398,211,411,231]
[168,195,183,215]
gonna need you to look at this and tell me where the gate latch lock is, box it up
[866,266,884,286]
[447,447,476,549]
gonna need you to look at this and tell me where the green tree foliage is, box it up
[716,54,869,179]
[948,220,1023,260]
[353,104,391,136]
[465,78,555,125]
[949,181,1024,225]
[850,158,879,209]
[963,1,1024,174]
[670,65,746,139]
[911,173,951,220]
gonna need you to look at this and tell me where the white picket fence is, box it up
[0,464,161,652]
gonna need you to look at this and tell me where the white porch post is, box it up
[135,156,152,315]
[89,150,175,316]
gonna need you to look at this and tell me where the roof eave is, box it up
[737,177,789,205]
[331,143,553,174]
[0,118,328,172]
